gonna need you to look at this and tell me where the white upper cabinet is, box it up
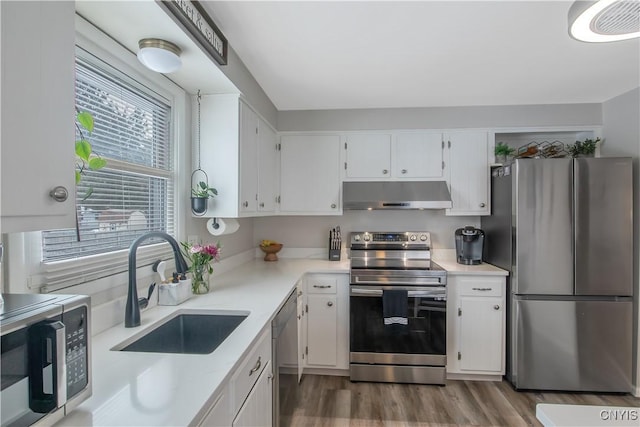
[344,133,392,179]
[199,94,278,218]
[279,134,341,215]
[445,131,490,216]
[394,132,444,179]
[344,132,444,180]
[1,1,76,233]
[239,102,259,214]
[257,118,279,213]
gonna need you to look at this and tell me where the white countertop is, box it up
[536,403,640,426]
[433,258,508,276]
[56,256,506,426]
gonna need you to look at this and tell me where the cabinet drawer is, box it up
[306,276,338,294]
[457,276,504,297]
[231,327,271,415]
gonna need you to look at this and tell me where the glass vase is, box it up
[191,265,210,294]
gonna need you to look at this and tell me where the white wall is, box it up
[602,87,640,395]
[277,103,603,132]
[254,211,477,252]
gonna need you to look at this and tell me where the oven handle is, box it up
[352,276,444,286]
[350,287,446,298]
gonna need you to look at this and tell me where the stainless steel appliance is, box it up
[454,226,484,265]
[0,293,92,426]
[349,231,447,385]
[481,157,633,392]
[272,289,299,427]
[342,181,452,210]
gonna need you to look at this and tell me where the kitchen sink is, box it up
[112,310,249,354]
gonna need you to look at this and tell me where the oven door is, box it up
[349,284,446,366]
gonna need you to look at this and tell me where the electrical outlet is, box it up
[187,235,199,246]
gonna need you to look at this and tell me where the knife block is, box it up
[328,232,341,261]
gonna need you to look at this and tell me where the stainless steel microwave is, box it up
[1,294,91,426]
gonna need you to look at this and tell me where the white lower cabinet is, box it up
[303,274,349,371]
[199,390,232,427]
[233,360,273,427]
[197,327,272,427]
[446,274,506,378]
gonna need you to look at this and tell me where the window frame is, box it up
[20,15,187,294]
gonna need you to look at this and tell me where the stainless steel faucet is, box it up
[125,232,188,327]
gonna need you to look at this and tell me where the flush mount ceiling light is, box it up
[569,0,640,42]
[137,38,182,73]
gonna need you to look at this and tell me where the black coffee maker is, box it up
[455,226,484,265]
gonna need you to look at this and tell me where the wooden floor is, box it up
[280,374,640,427]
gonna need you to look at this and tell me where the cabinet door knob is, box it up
[401,169,407,174]
[494,305,500,310]
[49,186,69,202]
[382,169,388,175]
[259,202,265,208]
[331,203,337,209]
[243,201,249,208]
[480,203,486,208]
[327,301,334,307]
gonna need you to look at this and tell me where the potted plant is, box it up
[567,137,600,158]
[191,181,217,215]
[494,142,515,164]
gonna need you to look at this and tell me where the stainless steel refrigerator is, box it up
[482,157,634,392]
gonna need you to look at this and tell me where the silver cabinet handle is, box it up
[472,287,493,291]
[494,305,500,310]
[49,186,69,202]
[382,169,388,174]
[331,203,337,209]
[313,285,332,289]
[259,202,265,208]
[249,356,261,376]
[243,201,249,208]
[401,169,407,174]
[480,203,486,208]
[327,301,334,307]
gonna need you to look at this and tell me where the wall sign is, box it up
[157,0,228,66]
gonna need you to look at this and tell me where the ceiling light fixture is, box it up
[137,38,182,73]
[569,0,640,42]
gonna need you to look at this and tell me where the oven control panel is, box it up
[350,231,431,247]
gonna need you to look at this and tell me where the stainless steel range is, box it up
[349,231,447,385]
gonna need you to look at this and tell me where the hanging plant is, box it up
[75,110,106,200]
[191,180,217,215]
[190,90,217,216]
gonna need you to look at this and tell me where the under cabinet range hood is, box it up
[343,181,452,210]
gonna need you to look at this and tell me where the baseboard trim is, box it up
[303,367,350,377]
[447,372,503,382]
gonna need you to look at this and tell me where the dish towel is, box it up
[382,289,408,325]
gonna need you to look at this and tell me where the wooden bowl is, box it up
[259,243,283,261]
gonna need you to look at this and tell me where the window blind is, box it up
[41,54,175,286]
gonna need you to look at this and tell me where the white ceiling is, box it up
[201,0,640,111]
